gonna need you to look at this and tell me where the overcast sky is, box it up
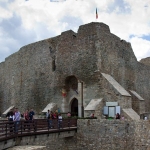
[0,0,150,63]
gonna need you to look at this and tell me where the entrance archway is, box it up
[65,75,78,92]
[71,98,78,116]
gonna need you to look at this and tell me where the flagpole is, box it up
[96,8,98,22]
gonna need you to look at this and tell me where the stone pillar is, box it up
[61,97,68,112]
[61,88,68,113]
[78,102,82,117]
[78,82,83,117]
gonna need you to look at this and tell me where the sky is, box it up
[0,0,150,63]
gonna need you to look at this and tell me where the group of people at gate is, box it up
[46,109,63,129]
[6,108,35,133]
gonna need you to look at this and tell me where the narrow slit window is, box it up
[52,59,56,71]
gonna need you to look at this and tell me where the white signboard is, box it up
[109,107,115,117]
[103,106,108,115]
[115,106,120,114]
[106,102,118,106]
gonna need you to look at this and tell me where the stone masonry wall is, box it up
[77,119,150,150]
[140,57,150,67]
[130,92,145,115]
[95,29,138,91]
[0,62,5,115]
[135,63,150,112]
[0,23,102,114]
[6,119,150,150]
[77,119,135,150]
[132,96,141,115]
[0,22,150,114]
[134,120,150,150]
[1,39,59,113]
[100,73,132,110]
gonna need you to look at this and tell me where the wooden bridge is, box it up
[0,118,77,149]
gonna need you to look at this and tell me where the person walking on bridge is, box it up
[58,114,62,129]
[14,108,20,133]
[29,108,35,131]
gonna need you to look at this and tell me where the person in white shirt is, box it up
[14,108,21,133]
[46,110,50,119]
[144,116,148,120]
[58,114,62,129]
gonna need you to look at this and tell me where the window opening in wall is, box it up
[73,34,76,38]
[52,59,56,71]
[49,46,52,53]
[65,75,78,92]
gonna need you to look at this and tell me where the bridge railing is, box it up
[0,118,77,142]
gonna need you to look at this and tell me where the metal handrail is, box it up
[0,118,77,142]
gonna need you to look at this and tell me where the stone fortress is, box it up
[0,22,150,119]
[1,22,150,149]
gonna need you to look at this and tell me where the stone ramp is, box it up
[101,73,131,96]
[130,90,144,100]
[123,108,140,120]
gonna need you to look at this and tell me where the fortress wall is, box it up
[135,62,150,112]
[0,62,5,114]
[4,52,20,110]
[17,41,53,112]
[95,28,138,91]
[94,24,150,111]
[0,22,150,114]
[76,119,150,150]
[56,24,98,84]
[96,29,150,112]
[0,23,104,114]
[0,38,64,113]
[100,73,132,110]
[55,23,104,108]
[140,57,150,66]
[77,22,110,37]
[6,119,150,150]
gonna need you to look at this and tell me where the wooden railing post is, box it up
[47,119,49,131]
[21,120,22,135]
[68,119,70,129]
[34,120,37,132]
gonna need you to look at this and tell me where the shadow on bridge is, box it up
[0,118,77,143]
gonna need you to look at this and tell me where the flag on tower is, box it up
[96,8,98,19]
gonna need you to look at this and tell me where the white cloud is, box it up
[0,0,150,62]
[0,6,12,20]
[129,37,150,60]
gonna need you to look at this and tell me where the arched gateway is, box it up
[71,98,78,116]
[61,75,84,117]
